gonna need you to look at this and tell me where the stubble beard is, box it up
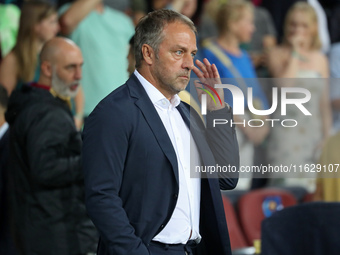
[154,60,190,96]
[51,67,79,98]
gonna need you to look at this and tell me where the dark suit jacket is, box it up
[82,74,239,255]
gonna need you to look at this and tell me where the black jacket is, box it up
[5,85,97,255]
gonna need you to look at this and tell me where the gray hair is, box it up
[134,9,197,68]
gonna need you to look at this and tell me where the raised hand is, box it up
[192,58,225,112]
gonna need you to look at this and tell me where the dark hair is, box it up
[134,9,197,68]
[0,84,9,109]
[129,35,135,54]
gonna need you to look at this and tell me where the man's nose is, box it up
[183,53,194,70]
[75,66,82,80]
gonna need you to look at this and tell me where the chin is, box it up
[66,89,79,98]
[178,83,189,93]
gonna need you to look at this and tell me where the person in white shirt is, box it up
[82,9,239,255]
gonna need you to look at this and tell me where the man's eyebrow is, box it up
[65,62,84,68]
[173,45,198,53]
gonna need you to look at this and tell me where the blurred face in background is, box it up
[286,10,316,48]
[35,13,60,43]
[51,47,83,98]
[181,0,197,19]
[232,8,254,43]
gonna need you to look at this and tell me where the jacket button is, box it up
[160,224,165,229]
[173,194,178,199]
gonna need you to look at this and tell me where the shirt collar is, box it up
[30,82,50,91]
[134,70,181,110]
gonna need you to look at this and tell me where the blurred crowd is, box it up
[1,0,340,254]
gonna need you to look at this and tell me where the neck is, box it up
[137,67,175,101]
[217,33,241,55]
[37,77,51,87]
[96,3,104,13]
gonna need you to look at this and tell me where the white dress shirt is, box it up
[134,70,201,244]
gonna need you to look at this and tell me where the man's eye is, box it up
[66,66,75,71]
[175,50,183,55]
[191,53,196,58]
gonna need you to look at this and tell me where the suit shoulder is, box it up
[85,81,140,133]
[91,83,133,115]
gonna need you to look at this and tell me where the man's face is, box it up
[51,48,83,98]
[152,21,197,96]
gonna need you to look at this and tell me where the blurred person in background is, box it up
[201,0,270,190]
[196,0,219,41]
[199,0,277,78]
[307,0,330,54]
[321,42,340,201]
[245,0,276,78]
[0,0,85,129]
[314,131,340,202]
[266,2,331,192]
[328,43,340,133]
[0,0,59,94]
[134,0,202,25]
[5,37,97,255]
[59,0,134,119]
[260,0,330,52]
[260,0,303,43]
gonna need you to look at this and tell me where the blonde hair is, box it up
[284,2,321,50]
[13,0,56,83]
[216,0,253,36]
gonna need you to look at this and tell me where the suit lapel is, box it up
[177,102,220,181]
[177,102,209,165]
[127,74,179,184]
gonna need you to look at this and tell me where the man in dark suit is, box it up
[82,9,239,255]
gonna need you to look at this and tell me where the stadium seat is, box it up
[238,188,297,245]
[221,195,248,250]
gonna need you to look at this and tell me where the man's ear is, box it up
[41,61,53,78]
[141,44,155,65]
